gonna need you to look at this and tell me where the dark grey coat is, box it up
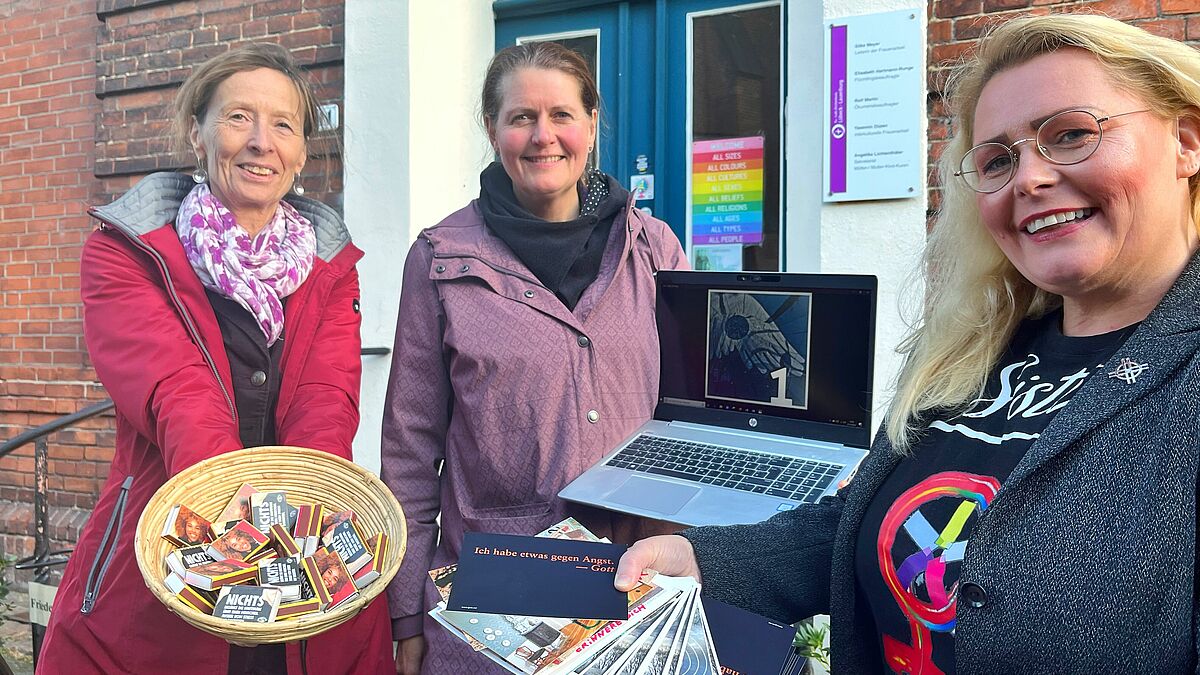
[686,252,1200,674]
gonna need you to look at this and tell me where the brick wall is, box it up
[94,0,345,205]
[0,0,108,563]
[0,0,344,567]
[927,0,1200,214]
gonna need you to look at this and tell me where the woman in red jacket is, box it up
[37,43,392,674]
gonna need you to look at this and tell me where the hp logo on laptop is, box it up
[748,418,758,428]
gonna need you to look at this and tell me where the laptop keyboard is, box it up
[604,434,843,504]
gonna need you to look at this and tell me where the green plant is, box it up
[794,620,831,671]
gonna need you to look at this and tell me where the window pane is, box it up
[690,6,781,271]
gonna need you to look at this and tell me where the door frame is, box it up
[680,0,784,268]
[494,0,787,269]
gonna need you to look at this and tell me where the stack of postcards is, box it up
[428,518,722,675]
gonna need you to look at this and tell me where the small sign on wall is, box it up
[29,581,57,626]
[823,8,922,202]
[631,174,655,200]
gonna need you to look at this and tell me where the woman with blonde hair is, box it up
[615,14,1200,673]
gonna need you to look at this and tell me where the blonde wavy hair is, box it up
[886,13,1200,452]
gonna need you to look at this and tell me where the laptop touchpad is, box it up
[606,476,700,516]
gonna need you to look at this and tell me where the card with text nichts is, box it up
[446,532,627,620]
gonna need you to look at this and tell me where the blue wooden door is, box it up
[495,0,782,271]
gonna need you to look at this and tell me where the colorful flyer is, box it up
[690,136,765,247]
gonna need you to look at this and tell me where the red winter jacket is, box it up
[37,173,392,675]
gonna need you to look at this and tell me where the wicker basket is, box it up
[134,445,407,645]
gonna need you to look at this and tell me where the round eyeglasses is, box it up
[954,109,1151,193]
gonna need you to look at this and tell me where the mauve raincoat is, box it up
[382,197,687,674]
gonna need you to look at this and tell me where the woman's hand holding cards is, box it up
[614,534,702,591]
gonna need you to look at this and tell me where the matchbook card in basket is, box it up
[428,518,725,675]
[277,597,322,621]
[321,509,356,538]
[161,504,213,547]
[218,483,260,523]
[165,545,216,577]
[155,482,390,626]
[352,533,387,589]
[207,520,271,561]
[311,546,359,610]
[165,572,218,614]
[251,490,298,533]
[294,503,325,557]
[322,518,372,574]
[260,558,305,601]
[214,585,282,623]
[183,559,259,591]
[269,522,302,559]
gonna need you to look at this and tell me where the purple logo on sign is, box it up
[830,24,848,194]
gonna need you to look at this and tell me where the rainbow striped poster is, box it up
[691,136,764,246]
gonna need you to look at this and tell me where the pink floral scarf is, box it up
[176,183,315,345]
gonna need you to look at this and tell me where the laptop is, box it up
[559,270,876,526]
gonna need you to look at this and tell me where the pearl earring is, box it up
[292,177,304,196]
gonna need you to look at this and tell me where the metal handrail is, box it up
[0,399,114,461]
[1,397,114,666]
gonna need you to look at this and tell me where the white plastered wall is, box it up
[786,0,927,432]
[345,1,494,473]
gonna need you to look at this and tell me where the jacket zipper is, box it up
[81,476,133,614]
[97,221,238,424]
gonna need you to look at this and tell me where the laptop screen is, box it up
[655,271,876,448]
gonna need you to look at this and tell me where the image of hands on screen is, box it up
[706,290,811,409]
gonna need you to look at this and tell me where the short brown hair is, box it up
[481,42,600,124]
[171,42,322,162]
